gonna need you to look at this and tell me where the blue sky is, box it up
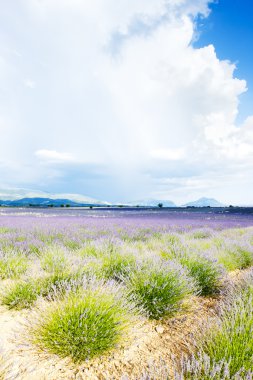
[195,0,253,124]
[0,0,253,205]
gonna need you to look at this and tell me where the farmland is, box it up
[0,207,253,379]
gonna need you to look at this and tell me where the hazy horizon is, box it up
[0,185,250,206]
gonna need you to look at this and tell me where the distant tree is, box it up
[66,204,70,207]
[158,203,163,208]
[60,204,64,207]
[89,206,93,209]
[118,205,124,208]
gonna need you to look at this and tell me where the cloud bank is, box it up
[0,0,252,203]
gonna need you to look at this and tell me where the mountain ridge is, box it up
[0,197,107,207]
[183,197,225,207]
[0,188,227,208]
[0,187,108,205]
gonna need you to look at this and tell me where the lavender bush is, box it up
[125,259,196,319]
[31,279,135,362]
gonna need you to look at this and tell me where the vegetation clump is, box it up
[32,285,132,362]
[181,278,253,379]
[40,247,69,273]
[0,253,28,279]
[125,260,196,319]
[99,250,137,281]
[179,254,223,296]
[217,243,253,271]
[1,271,82,309]
[2,281,38,310]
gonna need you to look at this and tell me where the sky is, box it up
[0,0,253,205]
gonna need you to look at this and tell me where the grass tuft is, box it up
[125,260,196,319]
[40,246,69,274]
[32,285,132,362]
[99,251,137,281]
[2,281,38,310]
[1,271,82,310]
[0,253,28,279]
[77,244,101,258]
[180,278,253,379]
[202,286,253,375]
[192,230,212,239]
[179,254,223,296]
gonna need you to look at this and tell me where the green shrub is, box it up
[28,244,42,255]
[192,230,212,239]
[39,271,82,298]
[163,233,181,245]
[77,244,100,258]
[202,286,253,375]
[64,240,81,250]
[234,246,253,269]
[217,245,253,271]
[125,261,195,319]
[179,254,223,296]
[32,287,131,362]
[0,254,28,279]
[181,282,253,379]
[160,241,186,261]
[217,249,241,271]
[0,227,13,234]
[99,251,136,281]
[2,281,39,309]
[41,247,69,273]
[2,272,81,310]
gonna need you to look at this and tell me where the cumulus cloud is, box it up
[0,0,252,203]
[35,149,76,163]
[151,148,185,161]
[24,79,36,89]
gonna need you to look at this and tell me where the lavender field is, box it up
[0,208,253,379]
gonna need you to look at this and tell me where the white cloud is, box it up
[35,150,75,163]
[202,114,253,160]
[0,0,252,203]
[24,79,36,88]
[151,148,185,161]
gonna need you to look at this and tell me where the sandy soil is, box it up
[0,269,250,380]
[0,296,217,380]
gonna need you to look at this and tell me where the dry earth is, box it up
[0,270,247,380]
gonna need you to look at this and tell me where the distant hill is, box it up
[127,199,176,207]
[0,187,227,208]
[0,187,109,207]
[183,197,224,207]
[0,197,109,207]
[0,197,101,207]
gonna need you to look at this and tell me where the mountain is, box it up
[183,197,224,207]
[127,199,176,207]
[0,197,109,207]
[0,187,109,206]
